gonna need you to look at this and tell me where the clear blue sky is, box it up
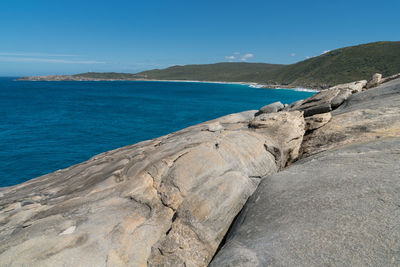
[1,0,399,76]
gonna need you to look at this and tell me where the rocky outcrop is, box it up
[3,72,400,266]
[289,88,341,116]
[254,102,284,116]
[0,110,305,266]
[366,73,382,88]
[249,111,305,167]
[381,72,400,84]
[304,112,331,131]
[211,75,400,267]
[210,138,400,266]
[330,79,367,93]
[301,77,400,156]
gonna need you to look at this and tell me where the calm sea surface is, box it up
[0,78,314,186]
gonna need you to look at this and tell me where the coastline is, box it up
[2,75,399,266]
[16,76,320,92]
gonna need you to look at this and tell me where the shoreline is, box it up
[16,76,320,92]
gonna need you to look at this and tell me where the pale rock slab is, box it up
[0,109,306,267]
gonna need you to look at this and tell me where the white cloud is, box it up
[233,52,240,55]
[322,50,331,54]
[225,55,236,60]
[306,56,311,59]
[290,53,296,57]
[241,53,254,61]
[0,57,105,64]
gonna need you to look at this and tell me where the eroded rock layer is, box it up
[1,74,399,267]
[0,110,305,267]
[210,138,400,266]
[211,77,400,266]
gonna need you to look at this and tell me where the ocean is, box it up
[0,78,315,187]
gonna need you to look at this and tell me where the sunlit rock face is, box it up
[210,78,400,267]
[0,109,305,267]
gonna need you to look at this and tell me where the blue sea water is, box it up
[0,78,315,187]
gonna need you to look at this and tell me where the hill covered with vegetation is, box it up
[270,41,400,88]
[137,62,285,82]
[21,41,400,88]
[137,41,400,88]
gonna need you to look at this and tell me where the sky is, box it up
[0,0,399,76]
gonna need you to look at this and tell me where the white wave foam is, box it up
[293,87,319,92]
[248,84,264,88]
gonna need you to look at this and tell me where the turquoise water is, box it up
[0,78,314,187]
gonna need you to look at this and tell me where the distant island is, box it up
[19,41,400,89]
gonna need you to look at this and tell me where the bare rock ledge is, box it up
[0,110,305,267]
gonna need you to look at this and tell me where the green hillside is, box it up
[70,41,400,88]
[137,62,285,82]
[270,41,400,88]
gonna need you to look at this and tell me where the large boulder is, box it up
[254,102,284,116]
[210,138,400,266]
[366,73,382,89]
[249,111,305,168]
[301,77,400,156]
[380,72,400,84]
[290,88,340,117]
[330,79,367,93]
[304,112,331,131]
[0,110,306,267]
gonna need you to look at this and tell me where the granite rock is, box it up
[304,112,331,131]
[302,77,400,156]
[254,102,284,116]
[330,79,367,93]
[366,73,382,89]
[210,138,400,266]
[249,111,305,167]
[291,88,340,116]
[0,109,305,267]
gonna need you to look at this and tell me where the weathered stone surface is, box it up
[380,72,400,84]
[0,109,306,266]
[205,121,225,132]
[330,79,367,93]
[291,88,339,116]
[249,111,305,167]
[254,102,284,116]
[330,88,352,109]
[302,77,400,156]
[211,138,400,266]
[366,73,382,89]
[282,99,303,112]
[304,112,331,131]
